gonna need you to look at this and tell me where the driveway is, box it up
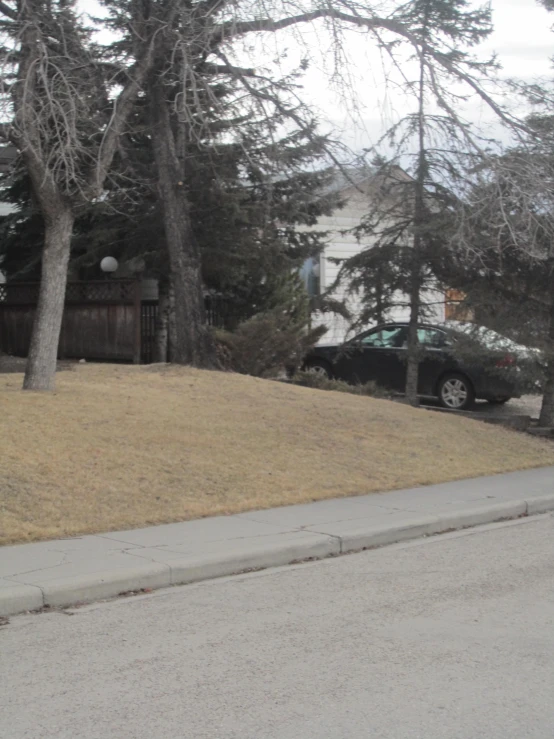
[472,394,542,419]
[420,394,543,419]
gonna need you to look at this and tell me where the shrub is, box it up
[214,311,326,378]
[289,370,387,398]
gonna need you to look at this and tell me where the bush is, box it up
[214,311,326,378]
[289,370,387,398]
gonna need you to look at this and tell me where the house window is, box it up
[445,289,473,321]
[300,256,321,297]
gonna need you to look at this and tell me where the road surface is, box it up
[2,515,554,739]
[468,395,541,418]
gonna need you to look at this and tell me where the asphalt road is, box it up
[422,394,542,418]
[467,395,541,418]
[2,515,554,739]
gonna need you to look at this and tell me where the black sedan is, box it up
[302,322,526,411]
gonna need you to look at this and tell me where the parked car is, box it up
[302,321,535,411]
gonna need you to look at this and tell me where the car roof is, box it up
[316,322,448,349]
[361,322,446,331]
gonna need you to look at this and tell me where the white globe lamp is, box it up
[100,256,118,274]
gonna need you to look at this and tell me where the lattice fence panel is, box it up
[65,281,136,304]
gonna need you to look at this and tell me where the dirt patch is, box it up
[1,364,554,545]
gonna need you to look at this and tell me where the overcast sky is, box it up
[289,0,554,153]
[485,0,552,78]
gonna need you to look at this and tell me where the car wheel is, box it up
[487,397,511,405]
[303,359,333,379]
[437,373,475,411]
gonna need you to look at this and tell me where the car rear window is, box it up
[417,328,446,348]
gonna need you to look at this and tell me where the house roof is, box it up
[324,164,412,195]
[324,166,377,193]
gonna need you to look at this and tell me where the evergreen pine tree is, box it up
[336,0,496,405]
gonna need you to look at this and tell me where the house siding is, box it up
[299,182,446,344]
[0,204,16,283]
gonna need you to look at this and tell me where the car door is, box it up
[343,325,408,390]
[416,327,451,396]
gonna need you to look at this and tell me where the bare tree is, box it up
[0,0,170,389]
[450,134,554,425]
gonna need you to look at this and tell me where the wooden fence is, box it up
[0,280,142,363]
[0,281,237,364]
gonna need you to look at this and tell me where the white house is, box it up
[298,169,448,344]
[0,146,18,284]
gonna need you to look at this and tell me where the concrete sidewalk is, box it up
[2,466,554,617]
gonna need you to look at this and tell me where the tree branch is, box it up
[0,1,17,21]
[212,6,525,139]
[202,62,256,76]
[91,18,172,196]
[210,9,408,48]
[433,52,530,135]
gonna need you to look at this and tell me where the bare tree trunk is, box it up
[404,42,427,408]
[154,278,170,363]
[168,281,177,362]
[23,205,74,390]
[405,237,422,407]
[149,84,217,368]
[539,298,554,427]
[539,359,554,427]
[375,264,384,325]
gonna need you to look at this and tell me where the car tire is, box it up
[487,397,511,405]
[437,373,475,411]
[303,359,333,379]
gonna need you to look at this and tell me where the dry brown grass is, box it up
[2,364,554,545]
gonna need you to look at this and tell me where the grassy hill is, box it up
[2,364,553,545]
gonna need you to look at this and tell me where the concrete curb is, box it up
[168,534,339,588]
[2,494,554,618]
[0,582,43,616]
[39,563,172,610]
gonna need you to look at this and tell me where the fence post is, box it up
[133,280,142,364]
